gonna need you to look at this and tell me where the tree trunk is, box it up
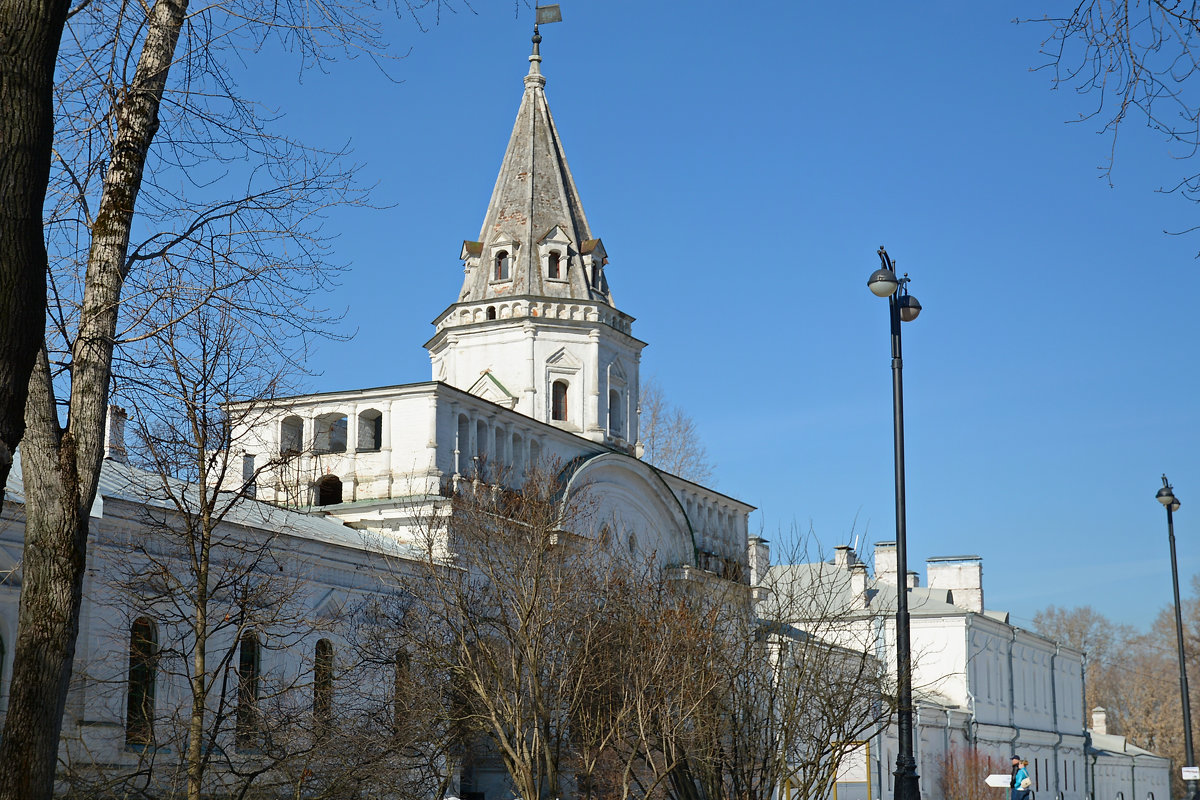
[0,350,83,799]
[0,0,67,509]
[0,0,190,795]
[186,514,212,800]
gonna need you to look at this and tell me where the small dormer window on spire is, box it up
[494,250,511,281]
[548,250,561,279]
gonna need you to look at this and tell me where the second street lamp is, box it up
[1157,476,1199,800]
[867,246,921,800]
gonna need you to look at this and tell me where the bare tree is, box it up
[655,539,895,800]
[393,465,633,800]
[2,0,467,794]
[936,745,994,800]
[639,377,714,485]
[1034,600,1192,797]
[58,297,433,798]
[1033,604,1139,719]
[1029,2,1200,213]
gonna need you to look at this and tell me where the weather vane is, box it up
[535,4,562,33]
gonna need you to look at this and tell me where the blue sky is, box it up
[239,2,1199,630]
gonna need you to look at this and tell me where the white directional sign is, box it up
[985,774,1012,788]
[1182,767,1200,780]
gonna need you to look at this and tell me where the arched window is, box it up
[316,475,343,506]
[486,306,497,320]
[628,532,638,555]
[357,409,382,451]
[475,419,489,469]
[236,631,260,746]
[511,432,524,476]
[547,250,561,279]
[314,638,334,737]
[529,439,542,471]
[280,415,303,454]
[314,413,347,453]
[551,380,568,421]
[608,389,622,435]
[125,617,157,746]
[494,425,507,468]
[456,414,470,475]
[494,250,510,281]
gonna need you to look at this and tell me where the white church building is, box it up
[0,27,1172,800]
[223,27,754,584]
[0,29,756,798]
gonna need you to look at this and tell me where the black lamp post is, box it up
[1157,475,1198,800]
[867,246,922,800]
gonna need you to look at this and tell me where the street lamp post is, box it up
[1157,476,1198,800]
[867,246,922,800]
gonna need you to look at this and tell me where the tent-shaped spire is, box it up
[457,30,612,305]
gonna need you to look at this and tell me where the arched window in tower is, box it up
[551,380,568,421]
[315,475,343,506]
[314,638,334,737]
[357,409,382,451]
[279,415,303,454]
[608,389,622,436]
[314,412,347,453]
[548,250,561,279]
[494,250,510,281]
[486,306,497,320]
[125,617,157,746]
[236,631,260,747]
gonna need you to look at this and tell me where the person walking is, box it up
[1011,755,1032,800]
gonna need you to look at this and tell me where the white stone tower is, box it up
[425,29,644,449]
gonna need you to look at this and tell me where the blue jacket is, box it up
[1012,767,1032,800]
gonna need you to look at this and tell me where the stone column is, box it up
[587,328,600,436]
[523,323,537,418]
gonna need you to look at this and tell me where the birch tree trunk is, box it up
[0,0,67,508]
[0,0,189,794]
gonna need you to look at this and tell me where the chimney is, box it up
[850,561,869,605]
[1092,706,1108,736]
[906,571,920,589]
[105,406,128,463]
[926,556,984,612]
[834,544,857,569]
[874,541,898,585]
[748,537,771,586]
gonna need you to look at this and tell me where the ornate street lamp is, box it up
[1158,476,1198,800]
[867,246,921,800]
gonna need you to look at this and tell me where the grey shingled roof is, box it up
[1088,731,1168,760]
[764,561,967,621]
[4,453,419,558]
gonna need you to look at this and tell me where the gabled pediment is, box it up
[539,225,573,247]
[314,588,348,620]
[467,370,518,409]
[609,358,628,382]
[546,347,583,369]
